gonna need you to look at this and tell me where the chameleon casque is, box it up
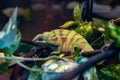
[33,29,94,53]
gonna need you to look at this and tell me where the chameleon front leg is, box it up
[50,46,72,57]
[50,46,63,55]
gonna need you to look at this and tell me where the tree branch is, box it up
[52,49,119,80]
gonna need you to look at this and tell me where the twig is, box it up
[0,56,65,62]
[21,38,40,47]
[0,56,66,71]
[21,38,58,46]
[15,60,37,71]
[0,56,41,72]
[15,60,42,72]
[14,56,66,61]
[82,49,101,57]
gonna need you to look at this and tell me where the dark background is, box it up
[0,0,120,39]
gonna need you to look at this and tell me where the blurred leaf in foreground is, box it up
[0,52,6,64]
[0,7,22,56]
[0,7,18,49]
[0,62,10,74]
[3,31,21,55]
[41,59,79,80]
[28,65,41,80]
[0,66,10,74]
[93,18,120,47]
[76,56,98,80]
[93,18,108,32]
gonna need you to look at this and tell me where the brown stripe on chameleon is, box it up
[61,36,67,44]
[59,29,65,44]
[62,30,81,52]
[66,42,70,52]
[62,29,71,44]
[65,30,71,37]
[59,29,63,37]
[62,30,71,51]
[68,32,78,46]
[62,43,67,52]
[63,41,70,52]
[62,42,71,52]
[60,29,69,44]
[67,43,72,52]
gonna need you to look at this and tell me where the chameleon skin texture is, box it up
[44,29,94,52]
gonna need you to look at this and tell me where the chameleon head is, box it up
[32,32,50,41]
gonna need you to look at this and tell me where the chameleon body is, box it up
[43,29,94,52]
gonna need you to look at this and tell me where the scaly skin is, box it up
[43,29,94,53]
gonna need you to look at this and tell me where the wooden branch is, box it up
[21,38,40,47]
[53,49,119,80]
[82,49,101,57]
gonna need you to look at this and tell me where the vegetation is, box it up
[0,4,120,80]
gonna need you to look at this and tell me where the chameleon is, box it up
[33,29,94,53]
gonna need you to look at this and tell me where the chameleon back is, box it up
[44,29,94,52]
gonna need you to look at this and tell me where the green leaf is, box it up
[116,36,120,47]
[98,64,120,80]
[97,70,113,80]
[75,22,93,39]
[93,18,108,29]
[91,35,104,47]
[73,47,82,59]
[28,65,41,80]
[0,7,18,49]
[3,31,21,55]
[60,21,78,29]
[93,18,120,46]
[73,4,81,22]
[107,23,119,40]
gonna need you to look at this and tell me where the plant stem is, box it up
[0,56,65,62]
[0,56,66,71]
[15,60,41,72]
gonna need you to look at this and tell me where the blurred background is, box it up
[0,0,120,39]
